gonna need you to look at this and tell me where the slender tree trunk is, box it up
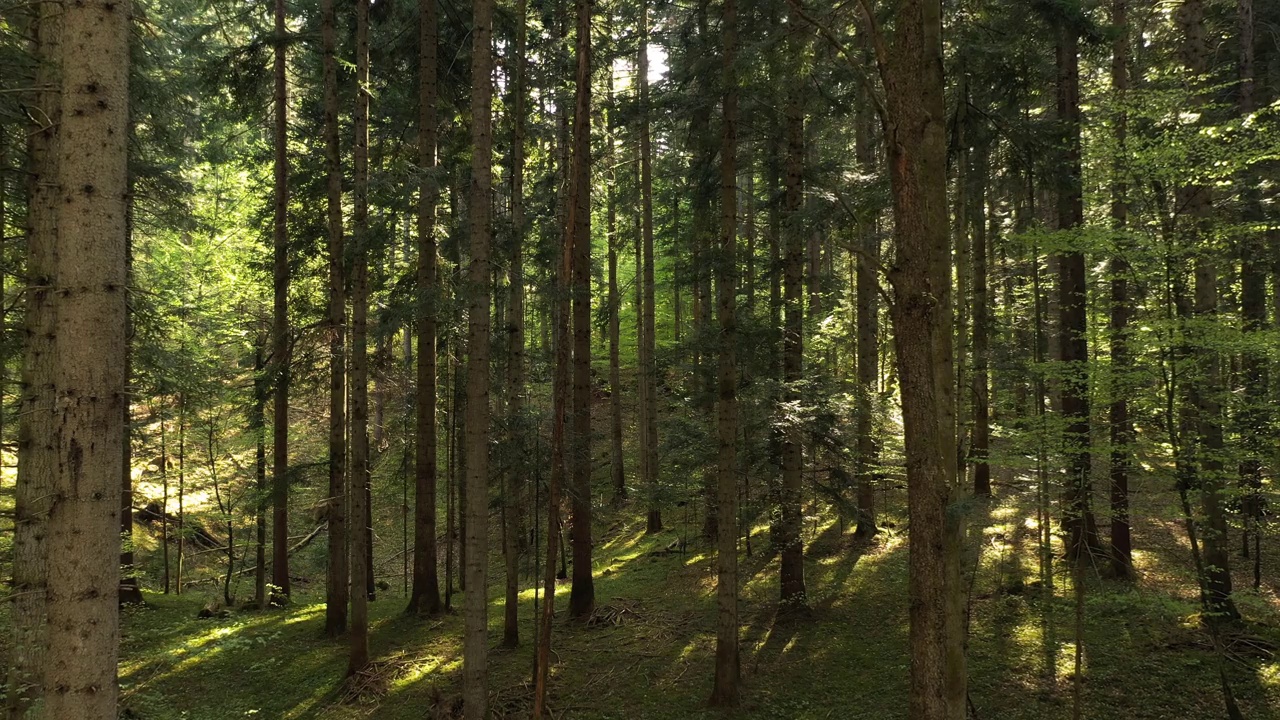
[639,1,662,534]
[10,3,59,711]
[853,80,878,539]
[873,0,966,715]
[347,0,372,676]
[177,395,186,594]
[1178,0,1238,621]
[463,0,495,706]
[1056,16,1099,560]
[709,0,740,702]
[43,0,130,712]
[1108,0,1134,578]
[971,149,991,496]
[253,335,268,609]
[501,0,528,646]
[320,0,349,634]
[120,191,143,606]
[778,1,807,610]
[567,0,594,620]
[270,0,292,602]
[1235,0,1265,584]
[606,64,625,507]
[409,0,442,618]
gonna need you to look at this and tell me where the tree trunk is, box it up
[1177,0,1238,621]
[639,1,662,534]
[120,191,143,606]
[853,76,878,539]
[971,148,991,496]
[408,0,442,618]
[253,335,268,609]
[1235,0,1265,585]
[566,0,595,620]
[463,0,495,706]
[10,3,59,711]
[1108,0,1134,578]
[778,1,807,610]
[321,0,349,634]
[606,63,625,508]
[347,0,372,676]
[270,0,292,602]
[177,395,186,594]
[875,0,966,716]
[709,0,740,702]
[1056,16,1099,561]
[43,0,130,712]
[499,0,528,648]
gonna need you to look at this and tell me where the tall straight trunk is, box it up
[1177,0,1238,621]
[409,0,442,618]
[709,0,740,702]
[321,0,349,634]
[606,66,625,507]
[1108,0,1134,578]
[10,4,59,712]
[971,149,991,496]
[120,194,143,606]
[778,1,807,610]
[177,396,186,594]
[872,0,966,716]
[1056,18,1098,560]
[953,80,970,477]
[567,0,594,619]
[270,0,292,601]
[1235,0,1265,582]
[348,0,372,676]
[853,79,878,539]
[253,336,268,609]
[463,0,495,707]
[639,2,662,534]
[501,0,528,646]
[44,0,130,712]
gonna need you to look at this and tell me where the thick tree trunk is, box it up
[347,0,372,676]
[778,1,807,610]
[1108,0,1134,579]
[875,0,967,716]
[709,0,740,702]
[43,0,130,713]
[409,0,442,618]
[321,0,349,634]
[270,0,292,602]
[463,0,494,707]
[10,3,59,712]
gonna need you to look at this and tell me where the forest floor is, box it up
[107,461,1280,720]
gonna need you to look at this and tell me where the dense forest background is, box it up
[1,0,1280,717]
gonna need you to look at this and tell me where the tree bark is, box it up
[347,0,372,676]
[853,76,878,539]
[567,0,594,619]
[639,1,662,534]
[606,62,625,508]
[778,0,807,610]
[1108,0,1134,579]
[43,0,130,713]
[971,148,991,496]
[1177,0,1238,621]
[872,0,967,715]
[10,2,59,711]
[709,0,740,702]
[409,0,443,618]
[320,0,349,634]
[253,334,268,609]
[463,0,495,705]
[1056,16,1099,561]
[270,0,292,602]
